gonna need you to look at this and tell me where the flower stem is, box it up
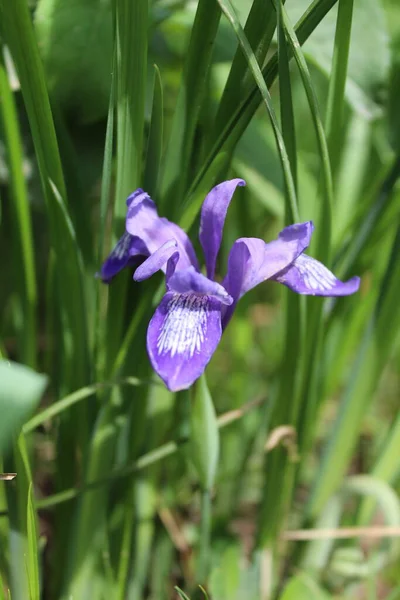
[197,488,212,585]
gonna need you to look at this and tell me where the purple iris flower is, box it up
[100,180,360,392]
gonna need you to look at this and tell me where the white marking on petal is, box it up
[157,293,209,358]
[293,254,336,291]
[112,232,132,259]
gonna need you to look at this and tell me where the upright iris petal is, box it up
[199,178,245,279]
[99,180,360,391]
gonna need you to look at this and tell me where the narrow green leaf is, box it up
[0,0,90,389]
[23,377,152,434]
[189,376,219,491]
[304,476,400,576]
[33,394,263,511]
[358,413,400,525]
[4,434,35,600]
[215,0,276,138]
[105,0,148,373]
[144,64,164,197]
[175,587,191,600]
[280,1,333,261]
[277,0,297,195]
[114,0,148,209]
[159,0,221,211]
[254,0,304,553]
[183,0,338,218]
[26,485,40,600]
[215,0,299,221]
[308,225,400,517]
[0,48,37,369]
[97,47,117,267]
[324,0,355,176]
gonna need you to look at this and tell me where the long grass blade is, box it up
[181,0,338,229]
[0,48,37,369]
[0,0,89,391]
[159,0,221,212]
[214,0,299,221]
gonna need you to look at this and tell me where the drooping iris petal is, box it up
[99,232,146,282]
[134,240,179,282]
[168,266,233,305]
[126,188,199,271]
[147,292,222,391]
[272,254,361,296]
[221,222,313,327]
[199,178,245,279]
[223,222,313,301]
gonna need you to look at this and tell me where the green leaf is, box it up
[35,0,113,123]
[209,545,241,600]
[189,376,219,491]
[26,484,40,600]
[144,65,164,197]
[0,0,90,391]
[159,0,221,211]
[0,361,47,455]
[215,0,276,139]
[175,587,191,600]
[215,0,299,222]
[279,573,330,600]
[0,49,37,369]
[288,0,390,116]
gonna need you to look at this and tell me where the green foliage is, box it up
[0,362,47,455]
[35,0,113,123]
[279,574,330,600]
[189,376,220,492]
[1,0,400,598]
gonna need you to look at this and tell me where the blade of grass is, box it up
[214,0,277,139]
[180,0,338,230]
[0,0,89,392]
[65,3,149,594]
[144,64,164,197]
[276,2,335,466]
[280,0,333,261]
[23,376,156,434]
[158,0,221,213]
[324,0,355,178]
[0,47,37,369]
[4,436,35,600]
[214,0,299,221]
[26,484,40,600]
[94,46,117,379]
[35,396,264,511]
[277,0,297,194]
[358,413,400,525]
[255,0,304,553]
[308,223,400,518]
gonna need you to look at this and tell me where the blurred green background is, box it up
[1,0,400,598]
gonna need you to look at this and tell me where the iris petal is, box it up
[99,232,145,282]
[222,222,313,327]
[168,267,233,305]
[199,179,245,279]
[147,292,222,391]
[134,240,179,282]
[126,188,198,271]
[272,254,361,296]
